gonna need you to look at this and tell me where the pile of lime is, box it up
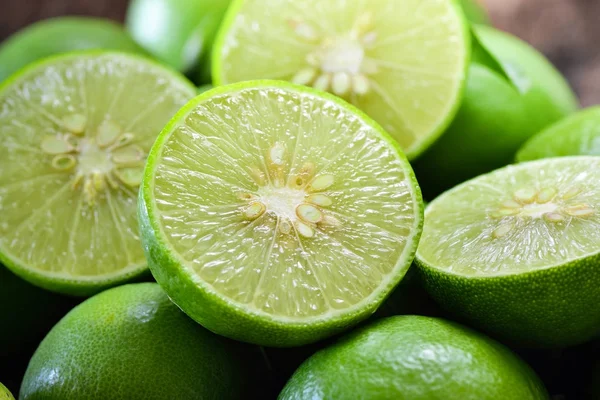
[1,0,597,398]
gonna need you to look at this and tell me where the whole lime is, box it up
[20,283,269,400]
[279,316,547,400]
[126,0,231,74]
[0,17,145,83]
[414,26,578,198]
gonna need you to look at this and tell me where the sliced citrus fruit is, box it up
[0,17,146,83]
[516,107,600,162]
[0,52,196,296]
[211,0,470,159]
[416,156,600,347]
[139,81,423,347]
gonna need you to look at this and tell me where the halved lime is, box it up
[0,17,146,83]
[139,81,423,347]
[212,0,470,159]
[516,107,600,162]
[416,156,600,347]
[0,52,196,296]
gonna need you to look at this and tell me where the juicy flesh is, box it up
[217,0,468,156]
[153,87,418,318]
[0,55,193,278]
[418,158,600,275]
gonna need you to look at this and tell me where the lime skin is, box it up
[0,382,14,400]
[0,17,146,83]
[459,0,490,25]
[417,252,600,348]
[20,283,272,400]
[279,316,548,400]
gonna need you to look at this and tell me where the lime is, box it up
[279,315,547,399]
[0,383,14,400]
[20,283,267,399]
[414,26,578,198]
[139,81,423,347]
[0,17,145,83]
[416,157,600,347]
[516,107,600,162]
[126,0,232,73]
[460,0,490,25]
[212,0,470,159]
[0,52,196,296]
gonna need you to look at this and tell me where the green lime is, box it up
[139,81,423,347]
[0,52,196,296]
[126,0,232,73]
[279,316,547,399]
[0,382,14,400]
[0,17,145,83]
[414,26,578,198]
[212,0,470,159]
[416,156,600,347]
[460,0,490,24]
[20,283,267,400]
[516,107,600,162]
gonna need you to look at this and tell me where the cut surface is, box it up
[417,157,600,276]
[213,0,469,158]
[145,82,422,323]
[0,52,195,293]
[516,107,600,162]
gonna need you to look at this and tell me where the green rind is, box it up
[212,0,472,161]
[417,254,600,348]
[20,283,268,400]
[460,0,490,25]
[0,17,146,83]
[279,316,548,400]
[516,106,600,162]
[0,50,196,297]
[140,80,424,347]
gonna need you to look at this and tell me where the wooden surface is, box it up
[1,0,599,105]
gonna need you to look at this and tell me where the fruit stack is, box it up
[0,0,598,399]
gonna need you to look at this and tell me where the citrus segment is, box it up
[212,0,470,158]
[140,81,423,346]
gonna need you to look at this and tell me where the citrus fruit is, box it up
[0,52,196,296]
[279,315,548,400]
[516,107,600,162]
[413,26,578,198]
[212,0,470,159]
[0,383,14,400]
[0,17,145,83]
[416,156,600,347]
[126,0,232,73]
[20,283,268,400]
[139,81,424,347]
[0,266,77,394]
[460,0,490,25]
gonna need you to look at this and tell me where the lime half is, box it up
[0,52,196,296]
[140,81,423,347]
[212,0,470,159]
[416,157,600,347]
[517,107,600,162]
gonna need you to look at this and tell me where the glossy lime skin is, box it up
[279,316,547,400]
[20,283,267,400]
[126,0,231,74]
[516,107,600,161]
[417,252,600,348]
[0,17,145,83]
[414,26,578,199]
[460,0,490,24]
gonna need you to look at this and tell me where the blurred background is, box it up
[1,0,600,106]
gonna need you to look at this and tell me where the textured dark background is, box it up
[1,0,600,106]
